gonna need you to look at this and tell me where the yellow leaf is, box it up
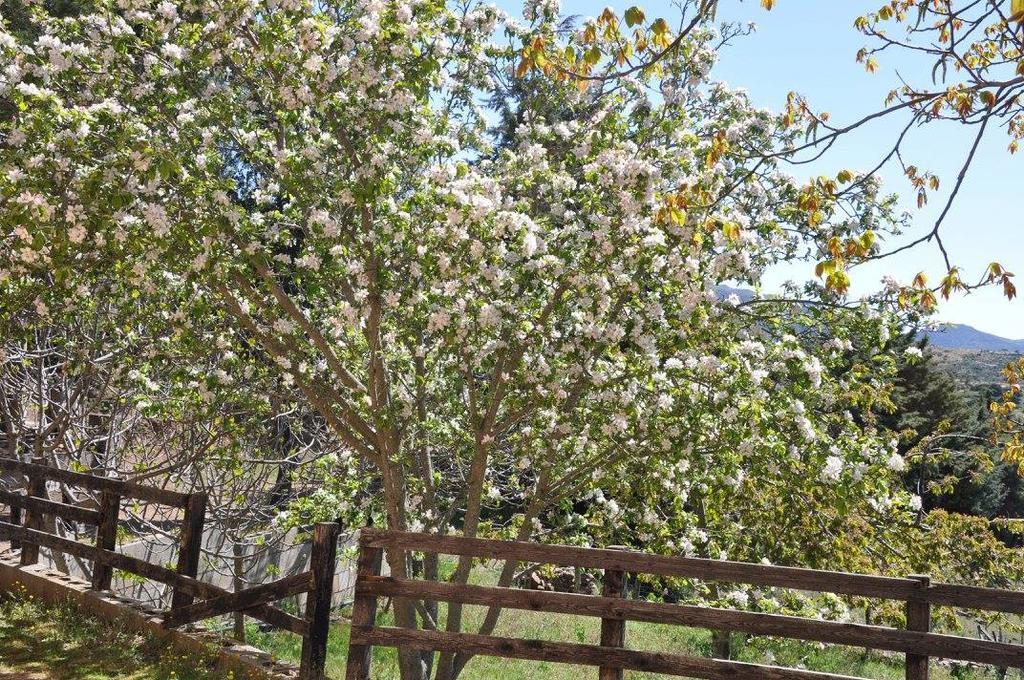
[940,269,963,300]
[624,6,646,27]
[826,270,851,294]
[761,0,775,9]
[815,260,837,278]
[920,290,937,311]
[515,57,531,78]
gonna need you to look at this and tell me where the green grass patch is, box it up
[0,587,224,680]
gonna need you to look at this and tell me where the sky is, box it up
[498,0,1024,338]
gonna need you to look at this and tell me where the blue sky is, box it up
[497,1,1024,338]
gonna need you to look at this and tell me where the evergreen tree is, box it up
[882,332,1024,544]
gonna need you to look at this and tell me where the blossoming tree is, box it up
[0,1,977,677]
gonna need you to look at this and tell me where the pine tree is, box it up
[882,332,1024,544]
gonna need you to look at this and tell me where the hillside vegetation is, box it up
[931,348,1023,388]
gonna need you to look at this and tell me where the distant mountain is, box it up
[713,286,1023,355]
[924,324,1024,353]
[714,285,756,303]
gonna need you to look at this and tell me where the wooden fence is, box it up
[0,457,339,680]
[348,528,1024,680]
[8,459,1024,680]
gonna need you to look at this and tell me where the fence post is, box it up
[906,574,931,680]
[19,458,47,566]
[344,532,384,680]
[599,546,627,680]
[91,490,120,590]
[300,522,340,680]
[171,492,207,610]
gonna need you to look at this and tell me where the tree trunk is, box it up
[232,537,246,642]
[378,455,427,680]
[440,499,544,680]
[267,413,297,509]
[421,552,440,676]
[388,547,427,680]
[711,630,731,660]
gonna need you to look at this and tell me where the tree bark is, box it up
[233,536,246,642]
[441,496,545,680]
[711,629,731,660]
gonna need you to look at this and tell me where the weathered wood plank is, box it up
[300,523,339,680]
[90,491,120,590]
[0,489,100,525]
[599,552,626,680]
[349,626,866,680]
[0,520,306,635]
[357,577,1024,668]
[906,575,931,680]
[345,542,384,680]
[20,468,46,566]
[162,572,313,628]
[171,492,207,610]
[926,582,1024,616]
[359,529,920,601]
[0,457,189,507]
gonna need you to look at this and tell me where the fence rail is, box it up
[348,528,1024,680]
[0,456,191,507]
[0,457,338,680]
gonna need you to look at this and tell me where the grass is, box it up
[0,587,224,680]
